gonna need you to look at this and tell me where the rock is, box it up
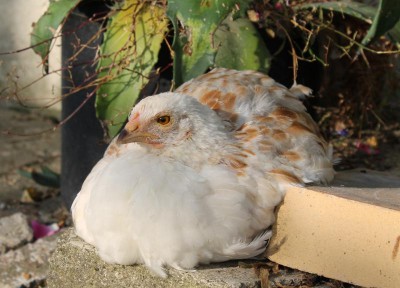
[0,233,59,288]
[48,228,262,288]
[269,270,317,287]
[0,212,33,253]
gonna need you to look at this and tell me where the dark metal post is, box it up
[61,2,108,208]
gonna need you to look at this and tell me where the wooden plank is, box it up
[267,170,400,288]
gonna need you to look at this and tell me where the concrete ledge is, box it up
[267,170,400,288]
[48,229,261,288]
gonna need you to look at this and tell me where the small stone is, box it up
[0,213,33,253]
[269,270,317,287]
[0,233,58,288]
[19,189,36,204]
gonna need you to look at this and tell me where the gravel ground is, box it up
[0,101,67,287]
[0,102,63,218]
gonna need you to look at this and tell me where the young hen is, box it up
[72,68,334,277]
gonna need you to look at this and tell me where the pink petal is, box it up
[30,220,59,239]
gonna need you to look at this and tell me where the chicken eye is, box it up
[156,115,171,125]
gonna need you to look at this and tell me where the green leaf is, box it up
[96,0,168,137]
[295,1,376,22]
[214,18,270,73]
[296,1,400,46]
[387,21,400,46]
[167,0,252,86]
[361,0,400,46]
[31,0,80,73]
[18,166,60,188]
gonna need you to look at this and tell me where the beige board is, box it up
[267,170,400,288]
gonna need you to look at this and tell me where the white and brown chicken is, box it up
[72,68,334,277]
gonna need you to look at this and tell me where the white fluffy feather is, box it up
[73,142,274,277]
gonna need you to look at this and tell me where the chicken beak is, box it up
[116,129,130,144]
[116,116,160,145]
[116,129,159,145]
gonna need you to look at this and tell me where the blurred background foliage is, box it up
[31,0,400,170]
